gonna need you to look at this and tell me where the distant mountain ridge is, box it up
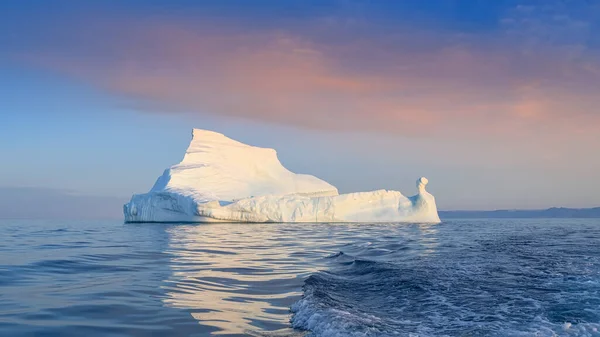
[440,207,600,219]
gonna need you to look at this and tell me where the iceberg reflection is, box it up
[161,223,323,335]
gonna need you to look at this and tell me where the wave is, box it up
[290,254,420,337]
[290,250,600,337]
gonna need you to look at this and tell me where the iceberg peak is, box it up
[189,129,249,150]
[149,128,338,203]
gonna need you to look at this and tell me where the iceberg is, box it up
[124,129,440,223]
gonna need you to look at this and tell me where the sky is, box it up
[1,0,599,217]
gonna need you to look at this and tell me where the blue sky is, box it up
[1,0,599,217]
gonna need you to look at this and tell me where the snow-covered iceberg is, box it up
[124,129,440,223]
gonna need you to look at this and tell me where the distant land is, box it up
[440,207,600,219]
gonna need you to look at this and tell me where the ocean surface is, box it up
[1,219,599,337]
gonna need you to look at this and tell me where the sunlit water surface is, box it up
[1,219,600,336]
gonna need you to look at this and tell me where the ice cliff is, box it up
[124,129,440,223]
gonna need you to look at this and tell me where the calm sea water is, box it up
[1,219,599,337]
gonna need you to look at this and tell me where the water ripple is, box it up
[1,219,600,336]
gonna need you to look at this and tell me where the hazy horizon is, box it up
[0,184,598,220]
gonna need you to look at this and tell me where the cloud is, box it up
[6,2,600,142]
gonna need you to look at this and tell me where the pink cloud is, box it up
[15,15,600,144]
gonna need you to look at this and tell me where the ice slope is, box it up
[150,129,338,201]
[124,129,440,223]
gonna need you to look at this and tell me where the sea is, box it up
[1,219,599,337]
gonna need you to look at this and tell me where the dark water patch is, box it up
[26,259,139,274]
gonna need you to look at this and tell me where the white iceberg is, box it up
[124,129,440,223]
